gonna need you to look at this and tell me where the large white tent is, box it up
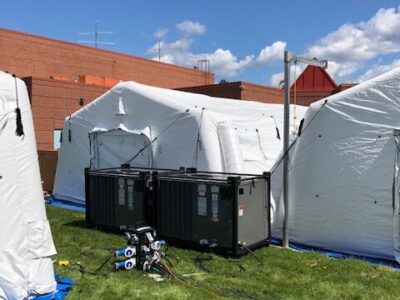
[273,68,400,262]
[0,71,56,299]
[53,81,306,204]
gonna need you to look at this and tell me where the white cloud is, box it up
[148,17,291,78]
[150,7,400,85]
[205,49,254,77]
[269,64,305,87]
[305,6,400,80]
[268,5,400,85]
[148,38,193,54]
[176,20,206,36]
[358,59,400,81]
[269,72,284,87]
[148,38,255,77]
[256,41,286,64]
[153,27,168,40]
[149,20,284,78]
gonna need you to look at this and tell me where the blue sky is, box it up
[1,0,400,86]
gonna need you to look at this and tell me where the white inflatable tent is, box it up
[273,68,400,262]
[53,81,306,204]
[0,71,56,299]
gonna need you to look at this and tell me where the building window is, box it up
[53,129,63,150]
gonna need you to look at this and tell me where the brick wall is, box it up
[1,28,214,88]
[290,92,332,106]
[23,77,107,150]
[240,82,283,104]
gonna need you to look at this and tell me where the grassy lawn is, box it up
[48,205,400,300]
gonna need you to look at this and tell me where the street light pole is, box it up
[282,51,328,248]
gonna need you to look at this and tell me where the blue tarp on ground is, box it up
[45,195,85,212]
[34,274,74,300]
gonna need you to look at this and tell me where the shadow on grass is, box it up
[63,219,88,229]
[62,220,121,237]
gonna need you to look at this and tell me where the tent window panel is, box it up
[53,129,62,150]
[93,129,151,169]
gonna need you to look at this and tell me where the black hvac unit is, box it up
[85,166,166,232]
[156,169,271,256]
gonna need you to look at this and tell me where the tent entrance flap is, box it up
[393,129,400,262]
[90,129,151,169]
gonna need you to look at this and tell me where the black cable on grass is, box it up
[62,251,115,277]
[240,243,262,266]
[193,254,213,272]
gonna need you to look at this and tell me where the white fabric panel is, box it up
[273,68,400,262]
[0,71,56,299]
[217,122,243,173]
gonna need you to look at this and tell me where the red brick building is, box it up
[177,81,283,104]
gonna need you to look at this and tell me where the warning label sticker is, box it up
[198,184,207,196]
[238,205,244,217]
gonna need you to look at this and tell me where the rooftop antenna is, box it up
[78,21,115,48]
[281,51,328,248]
[197,59,211,84]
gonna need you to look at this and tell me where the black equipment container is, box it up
[155,169,271,256]
[85,166,167,232]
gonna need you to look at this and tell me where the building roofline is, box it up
[0,27,212,76]
[178,80,282,92]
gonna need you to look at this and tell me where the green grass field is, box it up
[48,205,400,299]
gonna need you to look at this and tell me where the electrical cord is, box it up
[240,243,262,266]
[159,258,225,300]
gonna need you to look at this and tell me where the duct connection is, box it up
[114,226,174,278]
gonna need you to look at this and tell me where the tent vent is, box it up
[116,96,126,116]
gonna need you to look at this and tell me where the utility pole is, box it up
[282,51,328,248]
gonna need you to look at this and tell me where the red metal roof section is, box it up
[291,65,337,92]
